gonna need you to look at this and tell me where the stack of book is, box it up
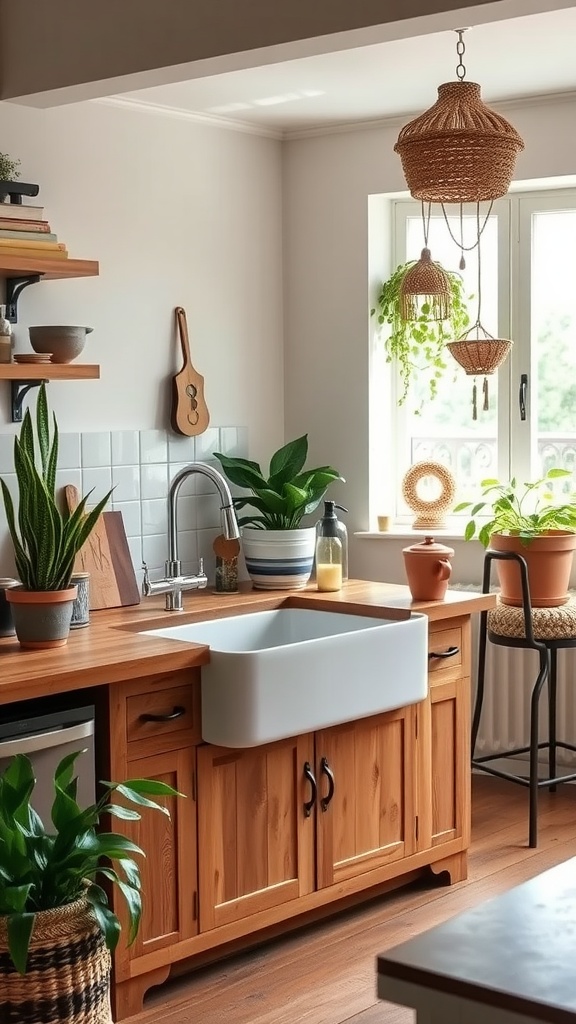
[0,201,68,261]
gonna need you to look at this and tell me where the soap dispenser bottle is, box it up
[315,501,349,583]
[315,500,343,592]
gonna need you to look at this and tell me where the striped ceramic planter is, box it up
[241,526,316,590]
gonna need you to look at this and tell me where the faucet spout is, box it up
[168,462,239,564]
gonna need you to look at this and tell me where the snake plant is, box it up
[0,383,112,590]
[0,750,179,973]
[215,434,343,529]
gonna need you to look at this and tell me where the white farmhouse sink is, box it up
[142,607,428,747]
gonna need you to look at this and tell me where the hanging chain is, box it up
[455,29,467,81]
[440,200,494,252]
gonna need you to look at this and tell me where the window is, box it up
[374,189,576,523]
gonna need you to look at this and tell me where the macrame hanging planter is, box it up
[446,208,512,419]
[394,31,524,204]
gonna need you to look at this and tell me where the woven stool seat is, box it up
[488,598,576,641]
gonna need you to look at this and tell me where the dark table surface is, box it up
[377,858,576,1024]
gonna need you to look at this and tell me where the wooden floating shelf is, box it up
[0,256,99,281]
[0,364,100,381]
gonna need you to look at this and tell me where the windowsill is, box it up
[355,527,481,542]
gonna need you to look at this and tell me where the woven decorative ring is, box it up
[402,461,456,530]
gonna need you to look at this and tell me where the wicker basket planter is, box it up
[0,897,112,1024]
[446,337,512,376]
[394,81,524,203]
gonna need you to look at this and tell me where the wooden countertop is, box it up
[377,858,576,1024]
[0,580,495,705]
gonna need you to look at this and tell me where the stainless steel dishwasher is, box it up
[0,702,96,820]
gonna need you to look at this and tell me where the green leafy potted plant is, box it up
[0,383,112,648]
[0,152,21,202]
[0,749,178,1023]
[455,468,576,606]
[371,260,471,407]
[215,434,343,590]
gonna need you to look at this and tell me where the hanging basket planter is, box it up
[394,81,524,204]
[446,334,512,376]
[399,248,452,321]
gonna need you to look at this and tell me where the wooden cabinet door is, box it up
[315,707,417,889]
[417,618,471,850]
[117,747,197,974]
[197,734,315,931]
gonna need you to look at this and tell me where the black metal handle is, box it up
[519,373,528,421]
[428,646,460,660]
[303,761,317,818]
[320,756,335,812]
[139,705,186,723]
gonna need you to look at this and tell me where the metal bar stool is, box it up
[472,549,576,847]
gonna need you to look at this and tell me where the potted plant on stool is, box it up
[0,383,111,648]
[0,749,178,1023]
[215,434,343,590]
[456,468,576,606]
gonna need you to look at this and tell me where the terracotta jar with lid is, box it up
[402,536,455,601]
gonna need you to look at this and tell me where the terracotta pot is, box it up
[402,536,455,601]
[490,532,576,607]
[6,586,77,648]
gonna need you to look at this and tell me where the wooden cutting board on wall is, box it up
[64,485,141,610]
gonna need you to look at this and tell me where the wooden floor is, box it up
[134,777,576,1024]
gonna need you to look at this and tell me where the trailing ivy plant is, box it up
[371,260,471,408]
[0,750,180,973]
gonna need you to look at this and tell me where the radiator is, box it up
[463,588,576,767]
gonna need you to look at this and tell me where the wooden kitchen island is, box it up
[0,581,494,1018]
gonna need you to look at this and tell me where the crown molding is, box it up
[94,95,284,140]
[95,85,576,144]
[283,87,576,141]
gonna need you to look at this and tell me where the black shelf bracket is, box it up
[11,379,46,423]
[6,275,42,324]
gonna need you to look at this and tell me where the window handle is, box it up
[519,373,528,421]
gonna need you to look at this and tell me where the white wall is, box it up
[0,99,285,469]
[283,94,576,586]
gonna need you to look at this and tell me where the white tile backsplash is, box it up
[167,433,196,463]
[81,432,112,468]
[111,465,140,502]
[140,430,168,465]
[141,463,169,500]
[111,431,140,466]
[0,427,245,581]
[82,467,113,505]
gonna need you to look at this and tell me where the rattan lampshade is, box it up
[394,81,524,203]
[399,248,451,321]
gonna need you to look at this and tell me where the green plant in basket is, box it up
[215,434,343,529]
[0,750,180,973]
[0,383,112,591]
[371,260,471,406]
[455,469,576,548]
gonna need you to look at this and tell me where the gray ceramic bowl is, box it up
[29,325,93,363]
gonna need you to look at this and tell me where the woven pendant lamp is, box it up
[399,247,451,321]
[394,32,524,204]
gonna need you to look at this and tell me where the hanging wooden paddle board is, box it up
[171,306,210,436]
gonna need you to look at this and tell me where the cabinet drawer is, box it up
[126,684,201,745]
[428,625,463,684]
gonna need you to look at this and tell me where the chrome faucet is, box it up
[142,462,240,611]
